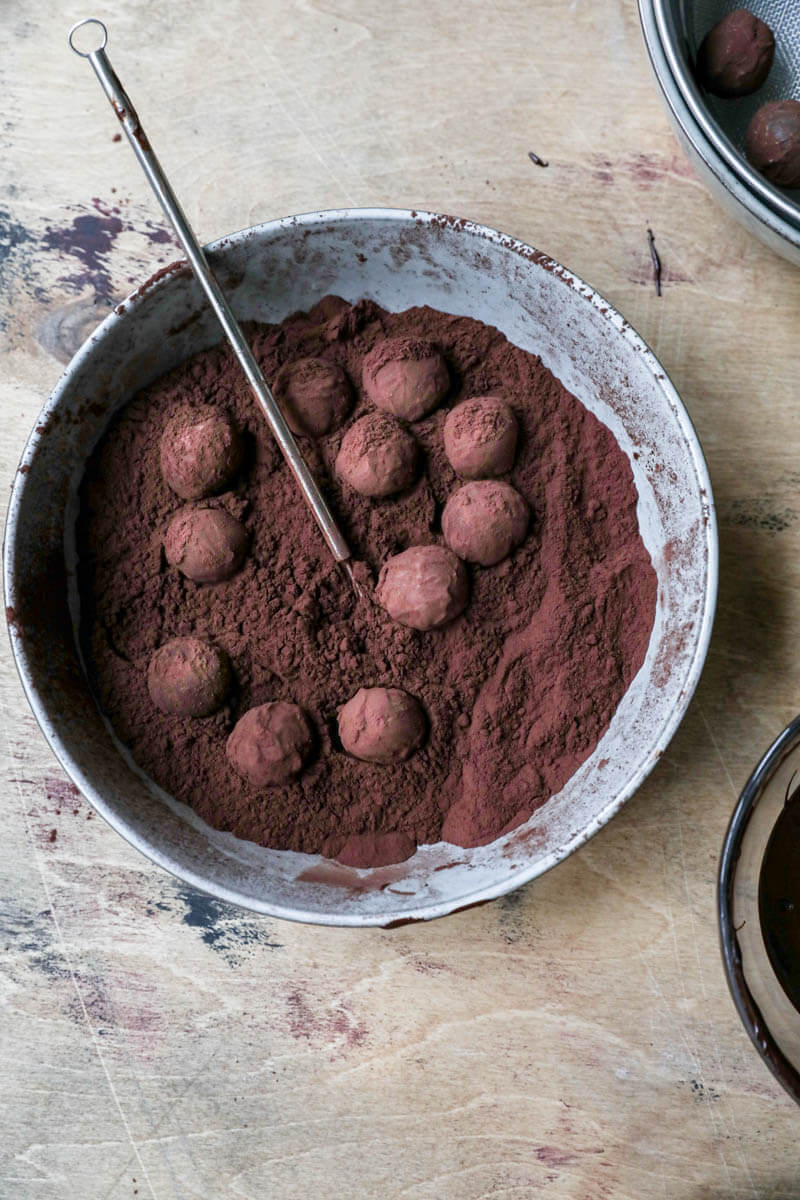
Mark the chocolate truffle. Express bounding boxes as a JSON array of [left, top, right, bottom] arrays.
[[443, 396, 518, 478], [746, 100, 800, 188], [273, 356, 352, 437], [362, 337, 449, 421], [164, 507, 249, 583], [376, 544, 468, 631], [338, 687, 427, 764], [696, 9, 775, 98], [442, 480, 529, 566], [335, 412, 418, 497], [147, 636, 232, 717], [226, 701, 313, 786], [160, 407, 244, 500]]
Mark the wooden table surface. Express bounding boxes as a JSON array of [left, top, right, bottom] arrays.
[[3, 2, 800, 1197]]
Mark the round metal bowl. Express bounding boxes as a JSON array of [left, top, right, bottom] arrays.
[[3, 209, 717, 927], [719, 716, 800, 1105], [638, 0, 800, 265]]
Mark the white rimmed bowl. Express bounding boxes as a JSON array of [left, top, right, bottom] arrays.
[[3, 209, 717, 926]]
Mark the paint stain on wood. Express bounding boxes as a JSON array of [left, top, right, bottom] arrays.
[[175, 886, 283, 964], [285, 987, 368, 1051], [42, 207, 124, 298], [1, 197, 181, 328], [723, 497, 798, 533]]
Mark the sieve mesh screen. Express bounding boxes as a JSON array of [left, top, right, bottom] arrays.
[[682, 0, 800, 174]]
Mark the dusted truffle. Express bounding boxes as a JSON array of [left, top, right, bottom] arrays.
[[442, 480, 529, 566], [362, 337, 449, 421], [226, 701, 313, 786], [338, 687, 427, 764], [746, 100, 800, 188], [696, 8, 775, 98], [335, 412, 418, 497], [376, 544, 468, 630], [164, 507, 249, 583], [159, 407, 244, 500], [273, 356, 352, 437], [443, 396, 518, 478], [147, 636, 231, 717]]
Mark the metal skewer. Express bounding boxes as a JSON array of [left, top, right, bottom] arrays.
[[68, 17, 359, 591]]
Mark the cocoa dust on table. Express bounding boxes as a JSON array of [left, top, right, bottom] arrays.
[[77, 296, 657, 868]]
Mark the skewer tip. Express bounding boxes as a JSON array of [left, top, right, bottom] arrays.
[[340, 558, 365, 601]]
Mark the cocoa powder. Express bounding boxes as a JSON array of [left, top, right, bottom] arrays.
[[77, 296, 657, 868]]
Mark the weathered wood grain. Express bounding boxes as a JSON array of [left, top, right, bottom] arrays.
[[2, 1, 800, 1197]]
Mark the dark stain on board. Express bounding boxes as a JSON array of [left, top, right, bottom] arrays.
[[0, 208, 45, 315], [2, 196, 180, 322], [496, 886, 533, 945], [174, 886, 283, 964], [723, 498, 798, 533], [42, 206, 124, 298], [0, 898, 111, 1027]]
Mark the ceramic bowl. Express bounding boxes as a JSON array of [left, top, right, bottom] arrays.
[[3, 209, 717, 925]]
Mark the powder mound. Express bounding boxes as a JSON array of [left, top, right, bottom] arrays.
[[376, 544, 469, 631], [442, 480, 529, 566], [273, 356, 352, 437], [362, 336, 449, 421], [443, 396, 518, 478], [335, 412, 418, 497], [160, 407, 243, 500], [697, 8, 774, 99], [746, 100, 800, 188], [338, 687, 427, 763], [164, 506, 249, 583], [226, 701, 313, 786], [323, 831, 417, 867], [323, 297, 381, 342], [147, 637, 231, 717]]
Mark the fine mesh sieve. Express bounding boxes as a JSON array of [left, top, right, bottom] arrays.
[[689, 0, 800, 157], [654, 0, 800, 222]]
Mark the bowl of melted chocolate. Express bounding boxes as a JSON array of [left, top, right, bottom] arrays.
[[720, 715, 800, 1104], [4, 210, 716, 924]]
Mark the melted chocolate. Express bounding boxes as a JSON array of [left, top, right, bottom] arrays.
[[759, 778, 800, 1014]]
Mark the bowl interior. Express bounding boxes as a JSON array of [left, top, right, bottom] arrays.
[[4, 210, 716, 925]]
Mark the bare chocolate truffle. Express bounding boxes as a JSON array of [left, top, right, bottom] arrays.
[[164, 507, 249, 583], [746, 100, 800, 188], [376, 544, 468, 631], [147, 636, 231, 717], [335, 412, 418, 497], [442, 480, 529, 566], [160, 407, 244, 500], [443, 396, 518, 478], [696, 9, 775, 98], [362, 337, 449, 421], [226, 701, 313, 786], [338, 687, 427, 764], [273, 356, 352, 437]]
